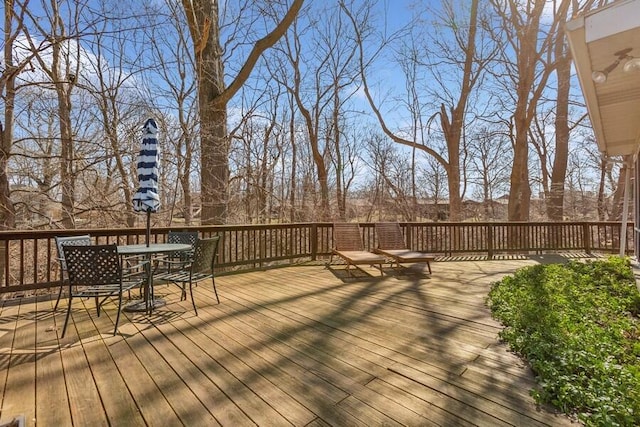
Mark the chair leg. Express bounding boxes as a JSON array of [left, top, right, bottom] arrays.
[[426, 261, 432, 274], [95, 296, 100, 316], [54, 284, 64, 311], [326, 253, 333, 268], [188, 282, 198, 316], [113, 293, 122, 336], [212, 277, 220, 304], [61, 296, 73, 338]]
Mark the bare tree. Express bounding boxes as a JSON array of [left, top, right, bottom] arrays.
[[546, 0, 600, 220], [267, 2, 362, 221], [81, 11, 146, 227], [285, 91, 298, 222], [489, 0, 572, 221], [23, 1, 92, 228], [394, 35, 427, 221], [1, 0, 33, 229], [181, 0, 303, 225], [332, 124, 362, 221], [420, 154, 449, 221], [546, 1, 571, 221], [468, 127, 511, 220], [145, 0, 199, 225], [365, 133, 417, 221], [228, 85, 285, 224], [346, 0, 493, 222]]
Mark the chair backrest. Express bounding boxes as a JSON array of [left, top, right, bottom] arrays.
[[191, 236, 220, 275], [375, 222, 408, 250], [168, 231, 199, 261], [62, 244, 121, 287], [333, 223, 366, 251], [55, 235, 92, 272], [168, 231, 199, 246]]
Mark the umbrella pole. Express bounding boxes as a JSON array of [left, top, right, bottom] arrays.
[[146, 210, 151, 247]]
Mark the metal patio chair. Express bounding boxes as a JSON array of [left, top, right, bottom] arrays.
[[154, 236, 220, 315], [54, 235, 92, 311], [153, 230, 199, 273], [61, 244, 147, 337]]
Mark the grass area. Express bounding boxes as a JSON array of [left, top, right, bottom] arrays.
[[487, 257, 640, 426]]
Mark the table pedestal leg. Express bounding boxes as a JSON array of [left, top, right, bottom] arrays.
[[124, 254, 166, 313]]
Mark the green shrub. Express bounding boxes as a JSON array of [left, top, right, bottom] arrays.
[[488, 257, 640, 426]]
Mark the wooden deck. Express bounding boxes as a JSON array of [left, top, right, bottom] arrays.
[[0, 257, 579, 426]]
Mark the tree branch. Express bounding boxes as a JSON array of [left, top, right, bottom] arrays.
[[218, 0, 304, 106]]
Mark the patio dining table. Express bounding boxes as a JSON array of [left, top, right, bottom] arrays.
[[117, 243, 192, 313]]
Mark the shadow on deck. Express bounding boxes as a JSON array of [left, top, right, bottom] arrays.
[[0, 256, 581, 426]]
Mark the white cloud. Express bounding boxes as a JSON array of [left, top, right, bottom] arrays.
[[8, 35, 139, 93]]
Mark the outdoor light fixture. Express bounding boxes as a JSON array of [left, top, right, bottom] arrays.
[[591, 69, 609, 84], [592, 47, 639, 84], [623, 56, 640, 73]]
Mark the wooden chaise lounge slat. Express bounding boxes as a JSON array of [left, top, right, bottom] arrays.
[[328, 223, 385, 276], [374, 222, 435, 274]]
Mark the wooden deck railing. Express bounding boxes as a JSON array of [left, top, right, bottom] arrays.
[[0, 221, 633, 293]]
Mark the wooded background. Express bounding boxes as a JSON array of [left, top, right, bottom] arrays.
[[0, 0, 626, 230]]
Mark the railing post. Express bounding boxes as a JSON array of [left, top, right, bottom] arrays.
[[583, 223, 591, 255], [405, 223, 413, 249], [311, 223, 318, 261], [0, 240, 5, 289], [487, 224, 494, 260]]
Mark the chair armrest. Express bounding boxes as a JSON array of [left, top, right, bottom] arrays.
[[154, 257, 191, 273], [122, 259, 150, 281]]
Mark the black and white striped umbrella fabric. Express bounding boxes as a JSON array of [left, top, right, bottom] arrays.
[[132, 118, 160, 214]]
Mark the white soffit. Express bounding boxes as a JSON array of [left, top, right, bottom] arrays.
[[585, 0, 640, 42], [566, 0, 640, 157]]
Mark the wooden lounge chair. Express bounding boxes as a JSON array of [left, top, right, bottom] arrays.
[[328, 223, 386, 276], [374, 222, 435, 274]]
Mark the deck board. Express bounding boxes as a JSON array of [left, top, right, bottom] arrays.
[[0, 258, 579, 426], [153, 320, 269, 426], [34, 297, 71, 427], [3, 298, 36, 426], [124, 315, 221, 426], [105, 324, 182, 426], [155, 315, 298, 425], [0, 300, 19, 421], [177, 313, 334, 425]]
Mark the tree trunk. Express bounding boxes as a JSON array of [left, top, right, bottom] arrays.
[[502, 0, 553, 221], [333, 94, 346, 221], [187, 0, 228, 225], [288, 97, 297, 222], [508, 123, 531, 221], [200, 101, 229, 225], [181, 174, 193, 225], [547, 11, 571, 221], [57, 89, 75, 227], [609, 157, 631, 220], [0, 0, 17, 229], [182, 0, 303, 224], [49, 29, 76, 228], [597, 157, 607, 221], [0, 125, 15, 230], [313, 142, 331, 221]]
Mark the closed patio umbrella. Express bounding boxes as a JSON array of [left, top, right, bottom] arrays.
[[132, 118, 160, 246]]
